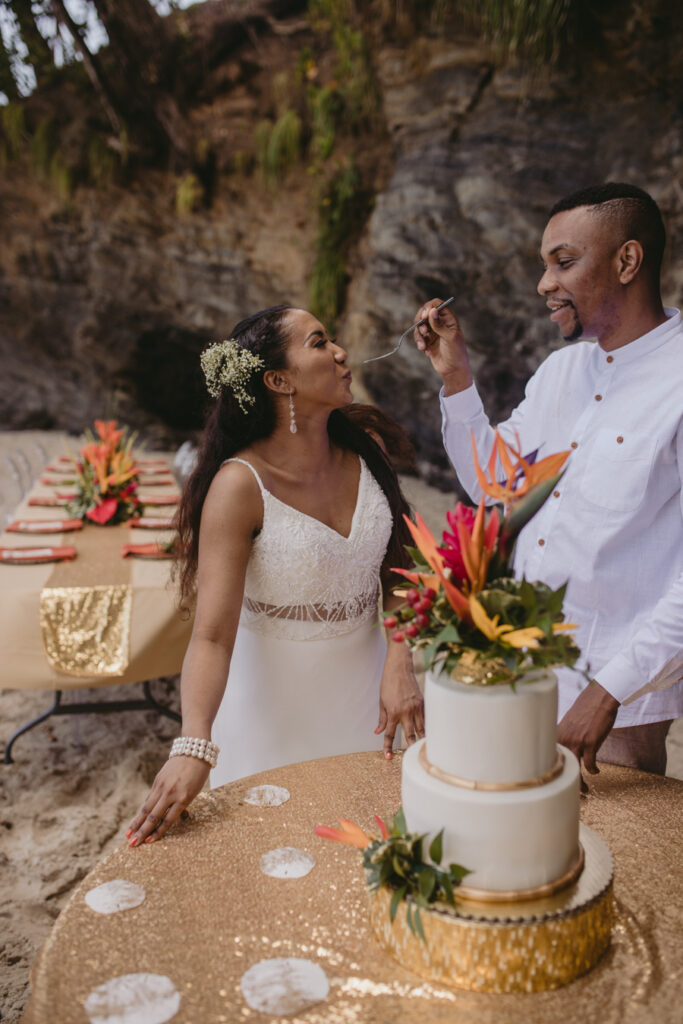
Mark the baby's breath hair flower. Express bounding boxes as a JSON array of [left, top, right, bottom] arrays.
[[200, 339, 265, 413]]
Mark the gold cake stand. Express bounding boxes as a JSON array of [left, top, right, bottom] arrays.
[[368, 823, 613, 994]]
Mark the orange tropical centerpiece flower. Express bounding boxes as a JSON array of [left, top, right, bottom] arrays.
[[384, 432, 579, 683], [66, 420, 141, 525]]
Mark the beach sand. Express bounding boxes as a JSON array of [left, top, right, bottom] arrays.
[[1, 433, 682, 1022]]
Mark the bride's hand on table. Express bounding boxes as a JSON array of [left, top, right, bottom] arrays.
[[127, 756, 210, 847], [376, 641, 424, 759]]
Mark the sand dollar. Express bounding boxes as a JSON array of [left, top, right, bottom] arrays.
[[85, 880, 146, 915], [84, 973, 180, 1024], [259, 847, 316, 879], [243, 784, 290, 807], [240, 958, 329, 1015]]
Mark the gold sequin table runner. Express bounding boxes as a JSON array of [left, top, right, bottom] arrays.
[[0, 455, 192, 690], [23, 755, 683, 1023]]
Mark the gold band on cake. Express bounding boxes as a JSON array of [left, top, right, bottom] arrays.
[[419, 742, 565, 791], [456, 841, 584, 903]]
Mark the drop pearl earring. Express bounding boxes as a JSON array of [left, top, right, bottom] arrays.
[[288, 392, 297, 434]]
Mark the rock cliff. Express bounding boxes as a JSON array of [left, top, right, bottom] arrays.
[[1, 1, 681, 484]]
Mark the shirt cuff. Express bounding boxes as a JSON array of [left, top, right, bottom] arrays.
[[439, 383, 484, 422], [594, 653, 643, 705]]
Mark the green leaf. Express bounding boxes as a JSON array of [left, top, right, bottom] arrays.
[[441, 871, 455, 906], [413, 906, 426, 943], [418, 867, 436, 902], [392, 854, 407, 879], [404, 545, 428, 567], [449, 863, 471, 882], [436, 624, 462, 644], [405, 903, 415, 936], [389, 885, 406, 923], [428, 830, 443, 866], [501, 472, 565, 543], [392, 807, 407, 835]]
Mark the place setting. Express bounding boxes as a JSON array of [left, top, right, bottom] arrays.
[[0, 545, 77, 565], [5, 519, 84, 534]]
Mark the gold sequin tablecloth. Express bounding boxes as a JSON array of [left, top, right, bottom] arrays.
[[23, 754, 683, 1023], [0, 455, 191, 690]]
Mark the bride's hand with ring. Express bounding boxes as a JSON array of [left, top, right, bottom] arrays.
[[127, 755, 209, 846], [376, 629, 424, 759]]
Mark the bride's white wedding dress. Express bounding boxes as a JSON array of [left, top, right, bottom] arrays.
[[210, 455, 393, 787]]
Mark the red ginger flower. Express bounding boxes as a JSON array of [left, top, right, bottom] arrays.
[[439, 503, 475, 583]]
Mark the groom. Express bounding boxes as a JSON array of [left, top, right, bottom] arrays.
[[413, 182, 683, 780]]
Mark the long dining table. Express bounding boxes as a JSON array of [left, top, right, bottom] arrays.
[[0, 452, 192, 761], [20, 751, 683, 1023]]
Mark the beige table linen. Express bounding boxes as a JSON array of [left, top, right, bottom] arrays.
[[0, 456, 191, 690], [23, 754, 683, 1023]]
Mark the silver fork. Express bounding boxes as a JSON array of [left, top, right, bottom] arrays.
[[363, 297, 455, 363]]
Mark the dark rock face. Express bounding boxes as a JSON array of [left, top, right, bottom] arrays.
[[1, 9, 681, 478], [344, 37, 683, 486]]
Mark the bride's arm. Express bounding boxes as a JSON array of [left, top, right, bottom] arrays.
[[376, 591, 425, 759], [126, 463, 261, 846]]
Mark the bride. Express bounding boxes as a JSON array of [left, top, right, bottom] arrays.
[[128, 305, 425, 846]]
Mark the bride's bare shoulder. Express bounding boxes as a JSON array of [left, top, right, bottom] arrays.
[[202, 457, 263, 533]]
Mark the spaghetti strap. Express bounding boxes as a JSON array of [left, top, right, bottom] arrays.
[[222, 457, 267, 496]]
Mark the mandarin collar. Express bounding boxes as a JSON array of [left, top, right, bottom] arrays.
[[593, 307, 681, 366]]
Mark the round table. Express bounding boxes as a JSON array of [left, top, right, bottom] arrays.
[[23, 753, 683, 1023]]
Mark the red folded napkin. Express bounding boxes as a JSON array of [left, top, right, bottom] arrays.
[[122, 542, 174, 559], [6, 519, 83, 534], [130, 516, 176, 529], [138, 477, 175, 487], [0, 545, 77, 564], [140, 495, 180, 506], [41, 476, 75, 486], [55, 491, 78, 500], [45, 464, 76, 474], [28, 496, 70, 507]]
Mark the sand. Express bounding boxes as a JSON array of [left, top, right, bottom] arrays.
[[1, 432, 682, 1023]]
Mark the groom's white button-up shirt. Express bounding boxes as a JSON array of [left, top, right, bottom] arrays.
[[440, 308, 683, 727]]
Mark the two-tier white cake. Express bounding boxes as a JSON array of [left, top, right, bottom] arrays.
[[402, 668, 582, 896]]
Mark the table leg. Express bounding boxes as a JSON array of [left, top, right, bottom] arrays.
[[3, 692, 63, 764], [3, 681, 181, 763]]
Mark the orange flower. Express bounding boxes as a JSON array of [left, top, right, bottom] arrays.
[[314, 818, 372, 849], [449, 498, 500, 594], [471, 431, 570, 508], [94, 419, 123, 446], [403, 513, 471, 619]]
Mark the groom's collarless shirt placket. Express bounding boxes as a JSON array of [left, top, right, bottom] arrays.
[[439, 308, 683, 728]]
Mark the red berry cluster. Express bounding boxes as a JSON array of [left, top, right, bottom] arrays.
[[383, 587, 437, 643]]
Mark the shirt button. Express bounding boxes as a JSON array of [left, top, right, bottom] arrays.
[[571, 441, 578, 449], [595, 394, 602, 401], [606, 356, 614, 363], [553, 490, 560, 498], [617, 436, 624, 444], [538, 538, 545, 547]]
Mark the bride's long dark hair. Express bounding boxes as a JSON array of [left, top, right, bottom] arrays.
[[176, 304, 415, 606]]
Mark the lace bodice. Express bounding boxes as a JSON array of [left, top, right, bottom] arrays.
[[226, 457, 393, 640]]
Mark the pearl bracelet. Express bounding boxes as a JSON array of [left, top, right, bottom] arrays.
[[169, 736, 219, 769]]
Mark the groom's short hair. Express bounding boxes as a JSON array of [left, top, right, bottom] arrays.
[[550, 182, 666, 286]]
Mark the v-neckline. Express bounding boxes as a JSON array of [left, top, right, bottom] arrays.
[[263, 456, 365, 541]]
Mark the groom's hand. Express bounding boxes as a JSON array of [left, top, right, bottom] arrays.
[[558, 683, 620, 792], [413, 298, 473, 395]]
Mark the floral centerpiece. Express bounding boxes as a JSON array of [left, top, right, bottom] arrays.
[[315, 810, 469, 939], [385, 432, 580, 685], [65, 420, 141, 525]]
